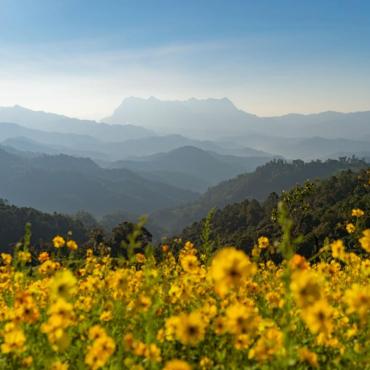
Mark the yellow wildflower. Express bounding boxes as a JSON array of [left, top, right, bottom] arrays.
[[298, 347, 318, 367], [180, 254, 200, 274], [210, 247, 256, 296], [359, 229, 370, 253], [53, 235, 65, 248], [49, 269, 77, 300], [1, 253, 12, 265], [344, 284, 370, 320], [301, 300, 334, 336], [176, 311, 206, 346], [352, 208, 364, 217], [346, 223, 356, 234], [1, 323, 26, 354], [291, 270, 322, 308], [66, 240, 78, 251], [331, 240, 346, 260], [85, 333, 116, 370], [258, 236, 269, 249], [163, 360, 192, 370]]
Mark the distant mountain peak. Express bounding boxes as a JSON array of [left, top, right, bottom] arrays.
[[103, 96, 257, 137]]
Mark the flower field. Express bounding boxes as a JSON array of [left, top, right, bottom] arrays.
[[0, 208, 369, 369]]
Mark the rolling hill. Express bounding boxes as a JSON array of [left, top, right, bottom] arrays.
[[111, 146, 273, 192], [150, 158, 368, 235], [0, 199, 88, 253], [0, 148, 197, 216], [181, 168, 370, 257]]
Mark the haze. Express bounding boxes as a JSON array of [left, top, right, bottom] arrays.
[[1, 0, 370, 119]]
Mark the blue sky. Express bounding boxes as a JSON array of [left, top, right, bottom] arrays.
[[1, 0, 370, 118]]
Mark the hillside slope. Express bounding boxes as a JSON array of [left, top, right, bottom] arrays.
[[0, 199, 88, 253], [113, 146, 272, 192], [151, 158, 368, 234], [0, 148, 197, 216], [181, 168, 370, 257]]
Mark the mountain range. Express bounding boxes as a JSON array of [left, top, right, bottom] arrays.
[[0, 105, 154, 141], [103, 97, 370, 141], [0, 97, 369, 225], [110, 146, 273, 192], [1, 99, 370, 162], [0, 147, 197, 216]]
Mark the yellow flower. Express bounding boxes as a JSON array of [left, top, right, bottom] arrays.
[[210, 247, 256, 296], [85, 333, 116, 370], [180, 254, 199, 274], [89, 325, 107, 341], [135, 294, 152, 312], [176, 311, 206, 346], [248, 327, 284, 362], [49, 270, 77, 300], [331, 240, 346, 260], [352, 208, 364, 217], [135, 253, 146, 263], [38, 251, 50, 263], [234, 334, 252, 350], [359, 229, 370, 253], [21, 356, 33, 367], [164, 316, 182, 341], [258, 236, 269, 249], [1, 253, 12, 265], [225, 303, 260, 335], [14, 291, 40, 324], [289, 254, 309, 271], [290, 270, 322, 308], [53, 235, 65, 248], [144, 343, 162, 362], [344, 284, 370, 320], [199, 356, 213, 369], [66, 240, 78, 251], [301, 300, 334, 336], [298, 347, 318, 367], [17, 251, 31, 263], [1, 323, 26, 354], [100, 310, 113, 321], [346, 223, 356, 234], [266, 292, 284, 309], [163, 360, 192, 370]]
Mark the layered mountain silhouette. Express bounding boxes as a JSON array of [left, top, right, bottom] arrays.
[[0, 120, 274, 161], [0, 147, 197, 216], [0, 105, 154, 141], [103, 97, 370, 141], [111, 146, 273, 192], [0, 98, 369, 225]]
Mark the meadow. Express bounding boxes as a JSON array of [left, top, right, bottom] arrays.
[[0, 203, 369, 370]]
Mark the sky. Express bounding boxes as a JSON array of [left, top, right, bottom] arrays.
[[1, 0, 370, 119]]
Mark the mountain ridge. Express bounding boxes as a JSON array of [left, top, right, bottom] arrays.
[[103, 96, 370, 140]]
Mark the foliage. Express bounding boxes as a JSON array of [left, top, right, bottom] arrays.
[[0, 200, 88, 253], [152, 157, 368, 234], [181, 169, 370, 258]]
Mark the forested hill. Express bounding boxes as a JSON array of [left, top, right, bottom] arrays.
[[152, 158, 368, 234], [181, 168, 370, 257], [0, 200, 88, 253]]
